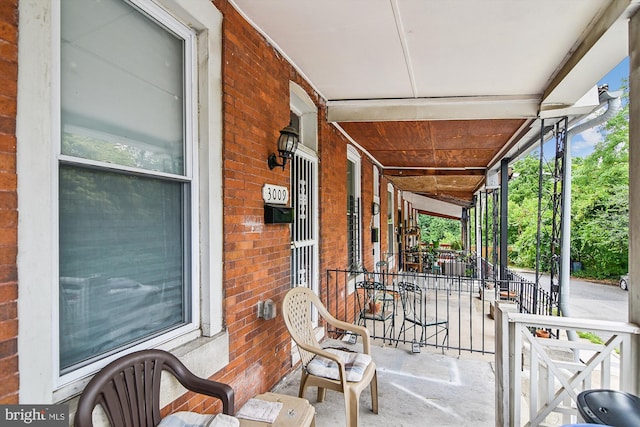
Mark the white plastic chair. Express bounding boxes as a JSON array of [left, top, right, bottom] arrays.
[[282, 286, 379, 427]]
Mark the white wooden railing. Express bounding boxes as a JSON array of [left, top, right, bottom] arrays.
[[495, 303, 640, 427]]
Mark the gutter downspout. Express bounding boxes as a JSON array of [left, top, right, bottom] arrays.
[[560, 89, 623, 342]]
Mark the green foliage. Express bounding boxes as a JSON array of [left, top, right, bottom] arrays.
[[577, 331, 604, 345], [507, 85, 629, 279], [418, 214, 461, 247], [571, 97, 629, 278], [508, 154, 556, 270], [509, 156, 546, 205]]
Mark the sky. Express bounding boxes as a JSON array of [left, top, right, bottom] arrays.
[[569, 56, 629, 157]]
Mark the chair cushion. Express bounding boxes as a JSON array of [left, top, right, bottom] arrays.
[[159, 411, 239, 427], [307, 348, 372, 382]]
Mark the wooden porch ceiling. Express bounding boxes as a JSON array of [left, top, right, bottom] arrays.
[[339, 119, 529, 206]]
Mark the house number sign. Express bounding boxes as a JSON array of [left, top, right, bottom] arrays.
[[262, 184, 289, 205]]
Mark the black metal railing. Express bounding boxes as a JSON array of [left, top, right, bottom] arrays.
[[320, 258, 556, 355], [323, 267, 494, 355], [501, 269, 555, 316]]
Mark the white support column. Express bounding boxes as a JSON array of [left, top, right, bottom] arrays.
[[561, 137, 572, 316], [629, 8, 640, 395], [495, 302, 518, 427]]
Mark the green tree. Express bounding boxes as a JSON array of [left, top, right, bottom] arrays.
[[508, 155, 554, 270], [418, 214, 461, 247], [571, 88, 629, 278], [507, 83, 629, 279]]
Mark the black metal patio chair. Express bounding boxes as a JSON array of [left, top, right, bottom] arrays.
[[396, 281, 448, 349]]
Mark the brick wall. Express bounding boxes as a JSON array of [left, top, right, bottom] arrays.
[[210, 0, 296, 408], [0, 0, 18, 404], [102, 0, 385, 416], [166, 0, 359, 413], [318, 121, 349, 276], [316, 124, 382, 277], [197, 0, 384, 413]]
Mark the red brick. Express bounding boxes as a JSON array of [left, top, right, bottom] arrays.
[[0, 228, 16, 246], [0, 319, 17, 341], [0, 153, 16, 174], [0, 339, 16, 359], [0, 192, 16, 210], [0, 22, 16, 46], [0, 135, 15, 153], [0, 301, 16, 322], [0, 0, 17, 22], [0, 283, 17, 302], [0, 209, 16, 227], [0, 60, 17, 84], [0, 96, 16, 118], [0, 0, 18, 27], [0, 171, 16, 192], [0, 245, 16, 266], [0, 40, 16, 65], [0, 354, 17, 377], [0, 265, 16, 283], [0, 373, 18, 400], [0, 116, 14, 135], [0, 77, 16, 102]]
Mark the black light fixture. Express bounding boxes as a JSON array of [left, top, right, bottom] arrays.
[[268, 124, 299, 170], [372, 202, 380, 216]]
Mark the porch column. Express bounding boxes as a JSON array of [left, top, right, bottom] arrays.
[[461, 207, 469, 253], [476, 194, 483, 281], [500, 158, 509, 281], [629, 7, 640, 395]]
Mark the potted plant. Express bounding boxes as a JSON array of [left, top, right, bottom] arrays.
[[536, 329, 550, 338], [369, 292, 383, 315]]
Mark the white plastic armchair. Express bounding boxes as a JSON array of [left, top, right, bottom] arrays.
[[282, 286, 378, 427]]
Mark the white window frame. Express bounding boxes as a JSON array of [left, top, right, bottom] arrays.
[[387, 183, 396, 267], [57, 0, 201, 385], [346, 145, 362, 271], [372, 165, 381, 267], [17, 0, 227, 404], [290, 81, 318, 153], [289, 81, 319, 293]]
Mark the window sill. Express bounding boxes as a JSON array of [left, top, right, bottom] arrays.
[[61, 330, 229, 414]]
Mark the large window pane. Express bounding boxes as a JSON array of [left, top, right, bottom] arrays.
[[61, 0, 185, 174], [59, 165, 190, 371], [58, 0, 194, 374]]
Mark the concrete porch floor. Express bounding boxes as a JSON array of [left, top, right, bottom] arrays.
[[271, 341, 496, 426]]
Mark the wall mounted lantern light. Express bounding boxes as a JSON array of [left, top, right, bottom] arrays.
[[268, 124, 299, 170], [372, 202, 380, 216]]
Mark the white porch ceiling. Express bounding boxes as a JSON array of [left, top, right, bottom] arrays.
[[231, 0, 634, 112]]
